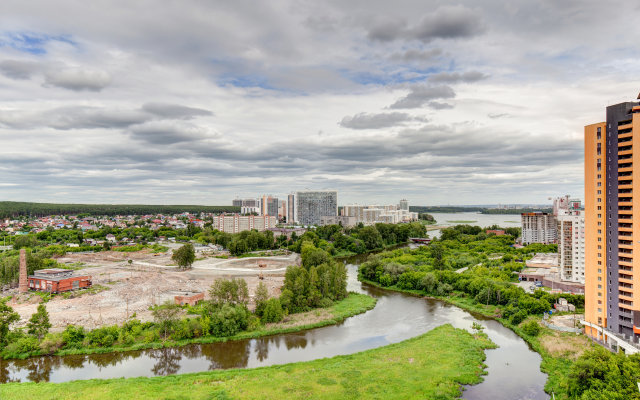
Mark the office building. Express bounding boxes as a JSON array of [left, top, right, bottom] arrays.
[[296, 191, 338, 226], [583, 95, 640, 349], [521, 212, 557, 244]]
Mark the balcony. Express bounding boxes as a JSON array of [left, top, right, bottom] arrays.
[[619, 259, 634, 267], [620, 243, 634, 250], [619, 123, 633, 131]]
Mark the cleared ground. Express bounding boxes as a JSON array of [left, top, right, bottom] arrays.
[[8, 250, 299, 330]]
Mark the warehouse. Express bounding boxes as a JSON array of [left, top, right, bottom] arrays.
[[28, 269, 92, 293]]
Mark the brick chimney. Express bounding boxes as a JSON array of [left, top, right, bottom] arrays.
[[19, 248, 28, 293]]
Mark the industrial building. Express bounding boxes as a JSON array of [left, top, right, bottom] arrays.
[[28, 269, 92, 293], [583, 94, 640, 351]]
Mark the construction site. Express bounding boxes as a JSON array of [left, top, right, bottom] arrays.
[[7, 249, 299, 331]]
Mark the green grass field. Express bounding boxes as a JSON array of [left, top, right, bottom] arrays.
[[1, 324, 495, 400]]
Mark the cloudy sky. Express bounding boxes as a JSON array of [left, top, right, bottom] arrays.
[[1, 1, 639, 206]]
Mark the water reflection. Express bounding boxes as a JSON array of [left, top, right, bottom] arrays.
[[202, 340, 250, 370], [150, 348, 182, 376]]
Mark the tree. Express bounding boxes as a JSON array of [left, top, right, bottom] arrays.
[[254, 281, 270, 317], [152, 301, 181, 339], [27, 304, 51, 340], [172, 243, 195, 270], [262, 298, 284, 323], [209, 278, 249, 307], [0, 297, 20, 348]]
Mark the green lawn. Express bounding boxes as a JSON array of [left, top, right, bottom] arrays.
[[2, 324, 495, 400]]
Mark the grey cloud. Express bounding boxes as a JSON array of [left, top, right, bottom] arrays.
[[390, 48, 443, 62], [0, 60, 42, 80], [488, 113, 510, 119], [428, 71, 489, 84], [43, 68, 112, 91], [339, 112, 412, 129], [427, 101, 454, 110], [141, 103, 213, 119], [368, 6, 485, 43], [129, 121, 215, 144], [389, 85, 455, 109]]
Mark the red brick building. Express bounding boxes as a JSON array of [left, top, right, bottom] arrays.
[[174, 292, 204, 306], [28, 269, 92, 293]]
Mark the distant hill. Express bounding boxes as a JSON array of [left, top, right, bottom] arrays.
[[0, 201, 239, 218]]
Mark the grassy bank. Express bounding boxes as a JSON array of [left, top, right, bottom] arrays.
[[2, 324, 495, 400], [9, 292, 377, 360], [359, 277, 588, 399]]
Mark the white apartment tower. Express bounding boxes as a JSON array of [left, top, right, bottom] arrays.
[[521, 212, 557, 244]]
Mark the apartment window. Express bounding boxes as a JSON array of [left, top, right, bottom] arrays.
[[598, 268, 602, 273], [598, 206, 602, 210], [598, 292, 602, 296], [597, 190, 602, 194], [597, 142, 602, 155], [598, 261, 602, 265], [598, 221, 602, 226], [598, 300, 602, 304], [597, 127, 602, 139], [598, 214, 601, 218], [597, 182, 602, 187], [598, 284, 602, 289], [598, 174, 602, 179], [598, 198, 602, 203], [598, 276, 602, 281]]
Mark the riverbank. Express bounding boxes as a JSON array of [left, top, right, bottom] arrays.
[[5, 292, 377, 361], [359, 277, 590, 399], [2, 324, 496, 400]]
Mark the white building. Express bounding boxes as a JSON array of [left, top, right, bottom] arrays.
[[557, 209, 585, 283], [521, 212, 557, 244], [342, 201, 418, 225], [213, 214, 277, 234]]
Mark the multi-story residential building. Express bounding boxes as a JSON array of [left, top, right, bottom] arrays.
[[521, 212, 557, 244], [287, 194, 296, 223], [295, 191, 338, 226], [342, 202, 418, 225], [584, 96, 640, 349], [557, 209, 585, 283], [212, 214, 277, 234], [399, 199, 409, 211], [261, 195, 279, 217]]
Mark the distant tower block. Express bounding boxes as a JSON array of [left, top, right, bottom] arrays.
[[19, 249, 28, 293]]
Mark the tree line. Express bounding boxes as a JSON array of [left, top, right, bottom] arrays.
[[0, 201, 239, 218]]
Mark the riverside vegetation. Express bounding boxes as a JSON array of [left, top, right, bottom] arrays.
[[1, 324, 496, 400], [359, 224, 640, 400], [0, 241, 373, 361]]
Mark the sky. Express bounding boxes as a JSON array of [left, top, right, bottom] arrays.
[[0, 1, 639, 206]]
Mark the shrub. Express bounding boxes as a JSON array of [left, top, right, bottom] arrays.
[[39, 332, 65, 354], [209, 304, 249, 337], [1, 336, 39, 358], [509, 311, 527, 325], [62, 325, 85, 348], [521, 320, 541, 336]]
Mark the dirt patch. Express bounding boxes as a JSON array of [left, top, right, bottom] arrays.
[[265, 308, 333, 330], [6, 250, 300, 331], [540, 330, 591, 360]]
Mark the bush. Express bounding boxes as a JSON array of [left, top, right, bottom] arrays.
[[509, 310, 527, 325], [39, 332, 64, 354], [521, 320, 541, 336], [262, 299, 284, 323], [62, 325, 85, 348], [1, 336, 39, 358], [208, 304, 249, 337]]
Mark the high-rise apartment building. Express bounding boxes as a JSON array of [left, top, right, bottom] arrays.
[[557, 209, 585, 283], [287, 194, 296, 223], [399, 199, 409, 211], [584, 95, 640, 346], [521, 212, 557, 244], [295, 191, 338, 226], [261, 195, 279, 217]]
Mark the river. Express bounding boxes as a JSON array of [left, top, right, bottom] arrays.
[[0, 253, 548, 399], [427, 212, 522, 239]]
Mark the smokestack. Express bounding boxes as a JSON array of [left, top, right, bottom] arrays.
[[19, 249, 28, 293]]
